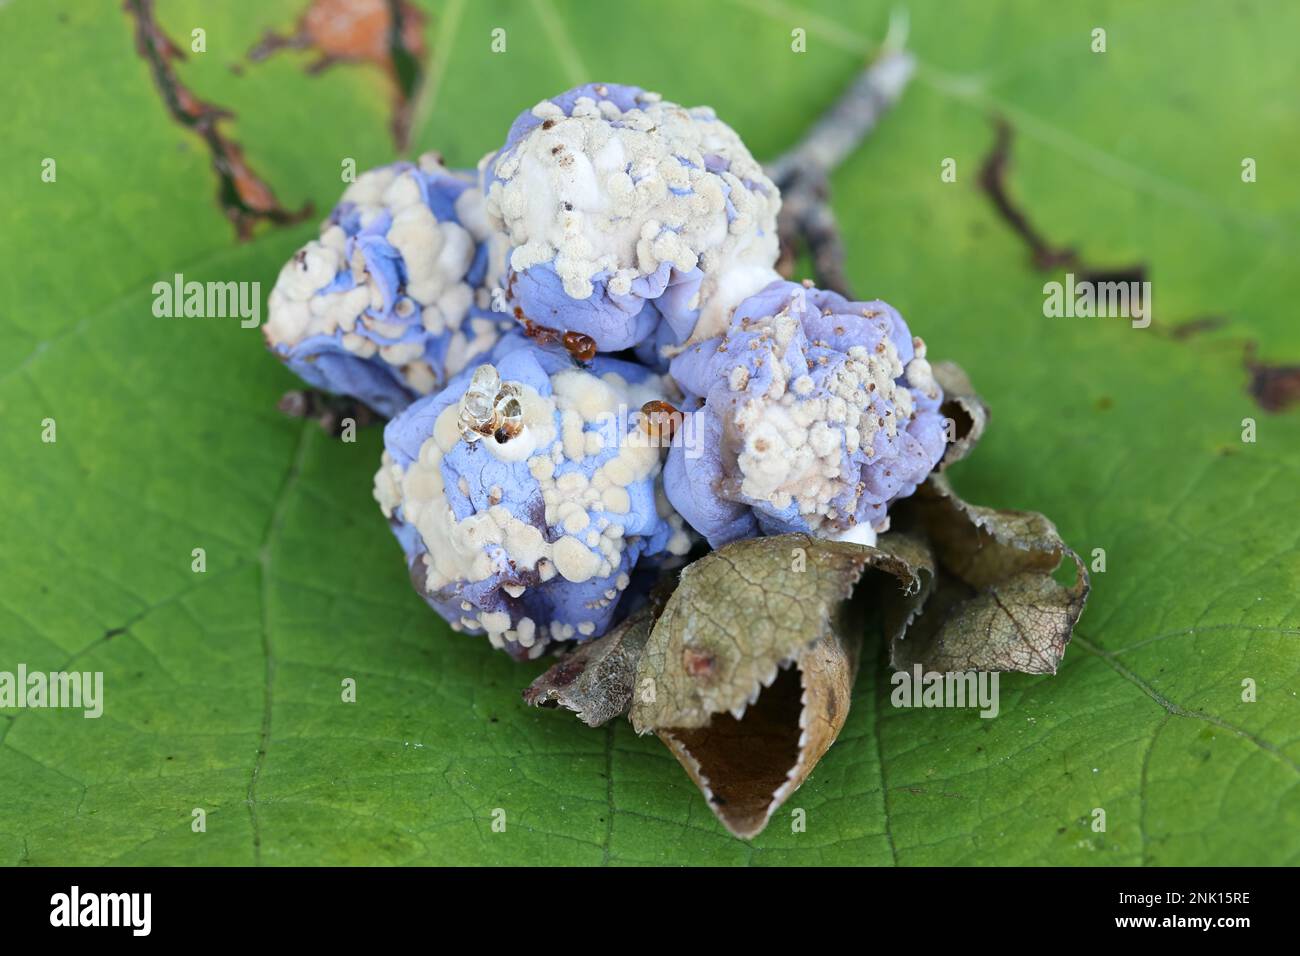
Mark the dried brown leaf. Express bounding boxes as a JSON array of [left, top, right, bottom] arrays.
[[869, 530, 935, 646], [889, 474, 1090, 674], [657, 621, 856, 839], [932, 359, 989, 470], [629, 534, 874, 732], [630, 534, 920, 838], [521, 603, 655, 727]]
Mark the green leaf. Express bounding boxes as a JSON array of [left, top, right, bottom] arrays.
[[2, 0, 1297, 865]]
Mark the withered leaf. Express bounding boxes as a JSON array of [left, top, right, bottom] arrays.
[[657, 620, 856, 840], [522, 602, 655, 728], [630, 534, 920, 839], [888, 474, 1090, 674], [867, 530, 935, 648], [629, 534, 875, 733], [932, 359, 989, 470]]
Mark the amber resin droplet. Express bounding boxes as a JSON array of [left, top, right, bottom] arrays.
[[562, 330, 597, 363], [640, 399, 680, 443]]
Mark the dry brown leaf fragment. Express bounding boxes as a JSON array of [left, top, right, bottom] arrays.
[[657, 621, 857, 839], [867, 530, 935, 647], [629, 534, 874, 733], [630, 535, 920, 838], [888, 474, 1089, 674], [932, 360, 989, 470], [521, 604, 655, 728]]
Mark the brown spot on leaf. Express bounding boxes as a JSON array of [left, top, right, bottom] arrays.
[[682, 646, 716, 679], [124, 0, 311, 240], [1167, 314, 1228, 341], [1245, 343, 1300, 412], [247, 0, 427, 152]]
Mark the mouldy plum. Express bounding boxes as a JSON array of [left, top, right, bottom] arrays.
[[663, 280, 948, 548], [373, 333, 692, 659], [482, 83, 782, 355], [264, 153, 511, 417]]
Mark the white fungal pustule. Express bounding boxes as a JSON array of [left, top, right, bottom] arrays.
[[726, 307, 908, 534], [265, 153, 508, 397], [903, 335, 941, 403], [374, 351, 691, 654], [485, 90, 781, 316]]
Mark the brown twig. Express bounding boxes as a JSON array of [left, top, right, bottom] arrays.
[[766, 27, 915, 298]]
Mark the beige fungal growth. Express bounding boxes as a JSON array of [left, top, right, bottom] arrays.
[[721, 307, 910, 537], [265, 153, 510, 396], [374, 357, 692, 655], [484, 89, 782, 332]]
